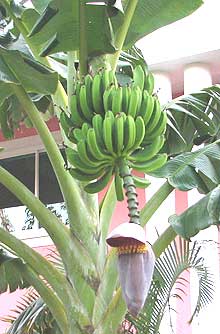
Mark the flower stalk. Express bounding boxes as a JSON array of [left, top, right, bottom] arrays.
[[118, 159, 140, 225]]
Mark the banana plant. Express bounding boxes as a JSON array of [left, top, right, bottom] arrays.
[[0, 1, 219, 334], [2, 238, 214, 334]]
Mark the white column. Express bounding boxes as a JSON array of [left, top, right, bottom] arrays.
[[184, 64, 212, 94], [153, 71, 173, 104]]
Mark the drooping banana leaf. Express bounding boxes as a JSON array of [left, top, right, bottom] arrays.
[[0, 46, 58, 96], [4, 293, 62, 334], [23, 0, 203, 56], [0, 248, 30, 292], [151, 140, 220, 193], [169, 185, 220, 239], [15, 0, 122, 57], [122, 0, 203, 49], [164, 86, 220, 155]]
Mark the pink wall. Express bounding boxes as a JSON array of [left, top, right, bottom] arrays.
[[175, 190, 192, 334], [0, 245, 55, 333]]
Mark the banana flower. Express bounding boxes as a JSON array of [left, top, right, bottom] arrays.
[[106, 222, 155, 317]]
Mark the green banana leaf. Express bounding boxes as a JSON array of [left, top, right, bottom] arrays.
[[19, 1, 121, 57], [4, 295, 62, 334], [151, 140, 220, 193], [0, 46, 58, 96], [31, 0, 50, 13], [0, 249, 30, 292], [15, 0, 203, 57], [169, 185, 220, 239], [164, 87, 219, 155], [123, 0, 203, 49]]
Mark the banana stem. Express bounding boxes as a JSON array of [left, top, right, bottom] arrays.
[[79, 0, 88, 78], [67, 51, 77, 109], [11, 85, 97, 257], [108, 0, 139, 72], [21, 265, 68, 333], [119, 159, 140, 225], [0, 225, 72, 305], [140, 181, 174, 227]]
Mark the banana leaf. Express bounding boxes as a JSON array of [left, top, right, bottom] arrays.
[[151, 140, 220, 193], [12, 0, 203, 57], [164, 87, 220, 155], [0, 248, 30, 292], [169, 185, 220, 239], [18, 1, 122, 57], [0, 46, 58, 95], [123, 0, 203, 49]]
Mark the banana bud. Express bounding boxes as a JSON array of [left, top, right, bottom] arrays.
[[106, 223, 155, 317]]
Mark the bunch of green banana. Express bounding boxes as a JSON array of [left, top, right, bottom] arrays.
[[66, 110, 167, 198], [60, 65, 160, 139]]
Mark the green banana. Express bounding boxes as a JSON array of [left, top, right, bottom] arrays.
[[129, 135, 165, 162], [108, 70, 118, 87], [133, 65, 145, 91], [127, 86, 142, 118], [138, 91, 155, 125], [114, 113, 124, 155], [92, 73, 103, 114], [123, 115, 136, 155], [69, 168, 105, 182], [92, 114, 105, 148], [77, 140, 102, 167], [84, 74, 94, 109], [132, 174, 151, 189], [79, 85, 93, 122], [81, 122, 90, 138], [71, 128, 84, 143], [146, 98, 161, 134], [87, 128, 112, 161], [112, 87, 123, 115], [122, 86, 130, 113], [145, 111, 167, 141], [101, 69, 110, 91], [144, 72, 154, 95], [130, 153, 167, 173], [84, 167, 113, 193], [105, 110, 115, 122], [129, 116, 145, 153], [75, 81, 81, 96], [66, 147, 107, 174], [70, 94, 85, 127], [114, 168, 124, 201], [103, 85, 114, 113], [103, 115, 115, 156], [60, 111, 74, 138]]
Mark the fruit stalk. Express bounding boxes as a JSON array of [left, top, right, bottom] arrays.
[[118, 159, 140, 225]]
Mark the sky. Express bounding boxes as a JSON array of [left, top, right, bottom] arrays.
[[137, 0, 220, 64]]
